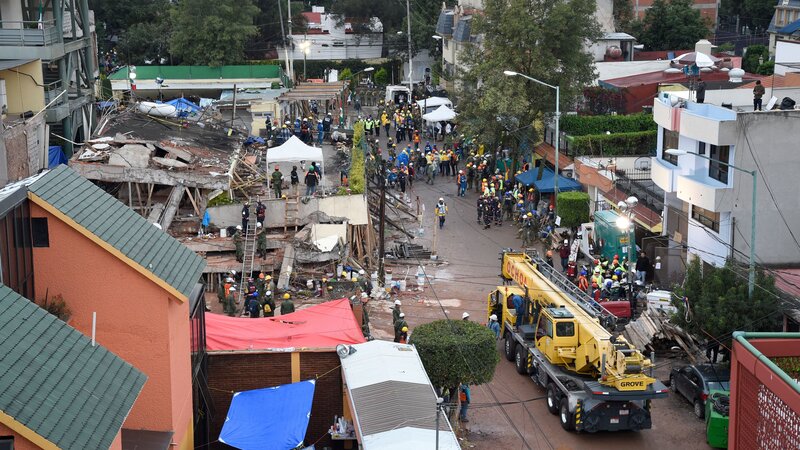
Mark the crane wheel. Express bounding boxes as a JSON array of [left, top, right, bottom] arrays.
[[546, 384, 560, 415], [504, 333, 516, 361], [515, 346, 528, 374], [560, 398, 575, 431]]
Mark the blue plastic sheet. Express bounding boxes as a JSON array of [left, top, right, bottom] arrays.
[[515, 167, 582, 193], [219, 380, 316, 450], [48, 146, 66, 168]]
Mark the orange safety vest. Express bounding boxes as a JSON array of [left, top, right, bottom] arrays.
[[578, 276, 589, 292]]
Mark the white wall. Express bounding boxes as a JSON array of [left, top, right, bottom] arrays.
[[686, 211, 732, 267], [775, 41, 800, 76]]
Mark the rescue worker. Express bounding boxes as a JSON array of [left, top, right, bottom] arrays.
[[559, 240, 570, 272], [457, 170, 467, 197], [394, 312, 408, 343], [577, 270, 589, 292], [488, 314, 500, 338], [280, 293, 295, 315], [224, 286, 237, 316], [482, 196, 493, 229], [466, 163, 475, 191], [435, 198, 448, 229], [512, 294, 524, 328], [392, 299, 402, 325], [256, 222, 268, 258], [256, 200, 266, 225], [241, 202, 250, 231], [360, 293, 371, 338], [476, 196, 484, 224], [271, 166, 283, 198], [462, 311, 470, 321], [233, 225, 244, 262]]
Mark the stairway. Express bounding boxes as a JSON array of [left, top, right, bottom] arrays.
[[238, 220, 258, 314], [284, 195, 300, 232]]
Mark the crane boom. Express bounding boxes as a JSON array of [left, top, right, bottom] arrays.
[[501, 252, 656, 392]]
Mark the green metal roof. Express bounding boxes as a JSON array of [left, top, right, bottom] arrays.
[[108, 64, 284, 81], [28, 165, 206, 299], [0, 284, 146, 449]]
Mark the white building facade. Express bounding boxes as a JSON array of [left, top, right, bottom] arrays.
[[651, 94, 800, 267], [279, 7, 383, 61]]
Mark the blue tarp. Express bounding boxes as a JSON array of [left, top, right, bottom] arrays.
[[219, 380, 316, 450], [166, 97, 201, 113], [48, 146, 67, 168], [244, 136, 266, 146], [515, 167, 582, 193], [779, 18, 800, 34]]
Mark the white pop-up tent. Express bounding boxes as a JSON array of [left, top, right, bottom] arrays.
[[265, 136, 325, 188], [415, 96, 452, 114], [422, 104, 457, 122]]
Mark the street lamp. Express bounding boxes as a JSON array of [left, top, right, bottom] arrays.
[[299, 39, 311, 80], [434, 397, 444, 450], [666, 148, 757, 297], [504, 70, 561, 216], [616, 196, 638, 295]]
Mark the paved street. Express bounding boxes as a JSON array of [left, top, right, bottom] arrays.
[[356, 120, 710, 449]]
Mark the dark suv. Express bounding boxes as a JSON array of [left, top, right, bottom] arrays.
[[669, 364, 730, 419]]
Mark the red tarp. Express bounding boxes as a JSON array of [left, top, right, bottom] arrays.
[[205, 298, 366, 351]]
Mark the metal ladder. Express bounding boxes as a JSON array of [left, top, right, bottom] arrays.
[[238, 220, 258, 310], [284, 195, 300, 232], [526, 251, 618, 321]]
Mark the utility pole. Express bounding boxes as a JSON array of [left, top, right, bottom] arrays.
[[287, 0, 295, 81], [378, 161, 387, 286], [231, 83, 237, 127], [406, 0, 413, 94]]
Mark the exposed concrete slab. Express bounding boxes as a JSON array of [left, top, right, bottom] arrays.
[[108, 144, 151, 168], [70, 161, 231, 190], [206, 194, 368, 228]]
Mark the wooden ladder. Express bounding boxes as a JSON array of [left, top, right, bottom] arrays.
[[238, 220, 258, 314]]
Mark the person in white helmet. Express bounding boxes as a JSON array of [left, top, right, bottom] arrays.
[[435, 198, 448, 229], [462, 311, 470, 321], [392, 299, 402, 326], [487, 314, 500, 338], [394, 312, 408, 342]]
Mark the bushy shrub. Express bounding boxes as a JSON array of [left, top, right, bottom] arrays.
[[557, 191, 590, 228], [560, 113, 656, 136], [568, 130, 657, 156]]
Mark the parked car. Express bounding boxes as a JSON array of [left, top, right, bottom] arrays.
[[669, 363, 730, 419]]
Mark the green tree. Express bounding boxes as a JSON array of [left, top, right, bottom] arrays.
[[169, 0, 259, 66], [90, 0, 172, 57], [633, 0, 710, 51], [743, 44, 769, 73], [349, 122, 366, 194], [720, 0, 776, 33], [673, 258, 782, 345], [410, 320, 499, 390], [373, 67, 389, 85], [458, 0, 601, 149], [117, 19, 171, 65], [556, 192, 590, 228]]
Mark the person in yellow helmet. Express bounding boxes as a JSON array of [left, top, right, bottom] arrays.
[[280, 293, 295, 315]]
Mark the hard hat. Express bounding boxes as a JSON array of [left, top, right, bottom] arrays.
[[527, 212, 533, 217], [462, 312, 470, 319], [359, 269, 365, 275], [351, 277, 358, 282], [266, 275, 272, 280], [591, 282, 598, 287], [283, 293, 291, 299], [266, 290, 272, 296], [402, 326, 408, 332], [328, 286, 333, 290], [236, 225, 242, 230], [612, 275, 618, 281], [580, 270, 587, 276], [361, 292, 368, 298], [399, 312, 405, 318], [490, 314, 498, 321], [229, 286, 236, 291], [439, 197, 444, 202], [528, 188, 534, 192], [459, 170, 464, 174], [257, 222, 263, 228], [394, 299, 402, 306], [231, 270, 237, 275], [564, 240, 568, 245]]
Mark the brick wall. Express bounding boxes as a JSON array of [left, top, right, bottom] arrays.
[[207, 351, 342, 449]]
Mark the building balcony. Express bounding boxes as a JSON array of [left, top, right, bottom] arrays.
[[653, 96, 678, 131], [0, 20, 61, 47], [679, 102, 737, 147], [651, 156, 676, 192], [675, 172, 732, 212]]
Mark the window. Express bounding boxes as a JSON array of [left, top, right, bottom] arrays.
[[537, 317, 553, 339], [0, 436, 13, 450], [31, 218, 48, 247], [692, 205, 720, 232], [661, 129, 679, 165], [698, 142, 706, 155], [556, 321, 575, 337], [708, 145, 730, 183], [332, 41, 345, 47]]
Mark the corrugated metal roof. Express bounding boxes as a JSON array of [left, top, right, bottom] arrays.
[[453, 17, 472, 42], [436, 11, 455, 36], [339, 341, 460, 449], [0, 284, 146, 450], [28, 165, 206, 299]]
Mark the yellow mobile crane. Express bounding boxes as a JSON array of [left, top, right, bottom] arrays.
[[489, 252, 668, 432]]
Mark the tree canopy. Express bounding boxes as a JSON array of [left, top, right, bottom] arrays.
[[628, 0, 710, 51], [169, 0, 260, 66], [672, 258, 782, 345], [457, 0, 600, 148], [410, 319, 499, 389], [719, 0, 777, 33]]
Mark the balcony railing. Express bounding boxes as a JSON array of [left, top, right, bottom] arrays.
[[0, 20, 61, 46], [44, 80, 65, 106]]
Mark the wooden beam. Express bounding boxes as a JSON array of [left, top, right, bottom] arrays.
[[184, 187, 201, 217]]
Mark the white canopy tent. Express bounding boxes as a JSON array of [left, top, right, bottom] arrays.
[[415, 96, 452, 114], [265, 136, 325, 188], [422, 104, 457, 122]]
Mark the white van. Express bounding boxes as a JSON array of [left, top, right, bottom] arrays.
[[385, 85, 411, 105]]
